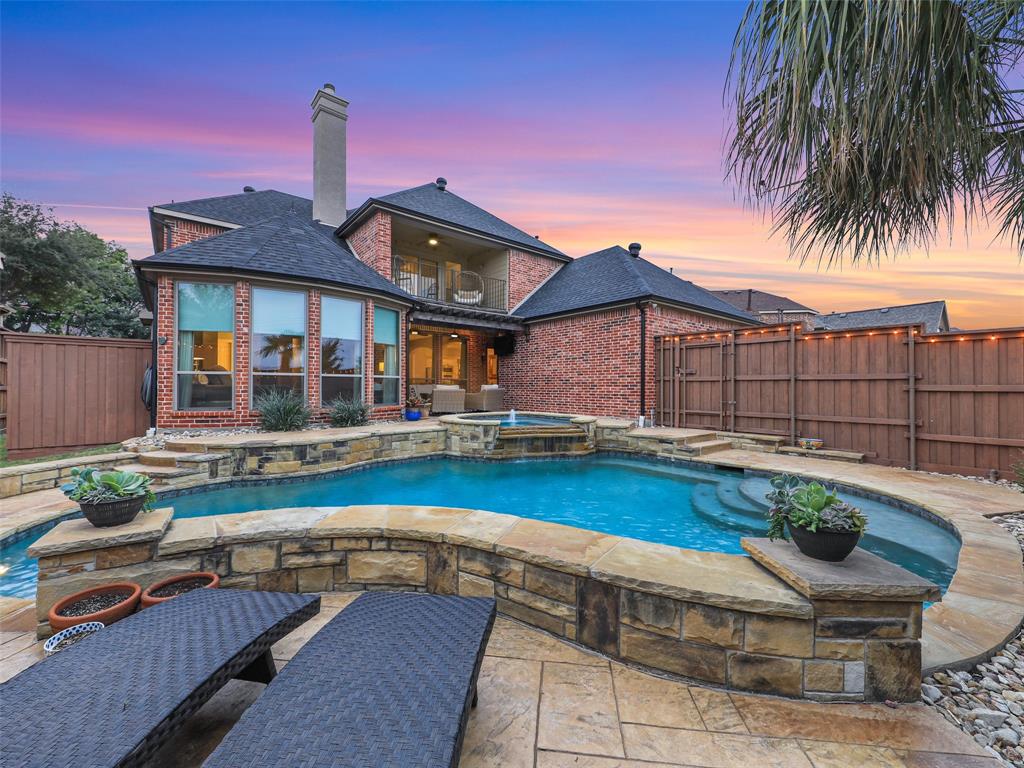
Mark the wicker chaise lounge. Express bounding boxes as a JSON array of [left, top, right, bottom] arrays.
[[203, 592, 497, 768], [0, 588, 319, 768]]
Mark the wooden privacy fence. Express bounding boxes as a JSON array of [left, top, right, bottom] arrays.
[[3, 332, 152, 459], [655, 323, 1024, 477]]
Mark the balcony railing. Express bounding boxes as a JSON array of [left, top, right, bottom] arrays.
[[392, 255, 507, 312]]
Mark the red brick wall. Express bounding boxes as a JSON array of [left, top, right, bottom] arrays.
[[500, 303, 742, 420], [349, 211, 392, 279], [161, 217, 228, 251], [155, 274, 406, 429], [508, 249, 562, 310]]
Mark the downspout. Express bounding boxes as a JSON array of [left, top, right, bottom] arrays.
[[638, 300, 647, 424]]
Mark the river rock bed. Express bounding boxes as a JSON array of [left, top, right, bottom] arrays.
[[922, 512, 1024, 767]]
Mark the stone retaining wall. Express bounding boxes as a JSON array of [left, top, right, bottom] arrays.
[[29, 504, 934, 702], [0, 452, 138, 499]]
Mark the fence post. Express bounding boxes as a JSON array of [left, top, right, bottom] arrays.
[[907, 325, 917, 470], [788, 324, 797, 445], [729, 330, 737, 432]]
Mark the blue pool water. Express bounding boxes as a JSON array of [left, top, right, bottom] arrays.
[[478, 415, 574, 427], [0, 455, 960, 599]]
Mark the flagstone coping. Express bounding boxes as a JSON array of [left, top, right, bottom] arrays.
[[0, 489, 78, 542], [27, 507, 173, 557]]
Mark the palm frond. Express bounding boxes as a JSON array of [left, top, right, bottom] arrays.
[[726, 0, 1024, 266]]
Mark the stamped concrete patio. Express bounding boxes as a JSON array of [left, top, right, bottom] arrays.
[[0, 593, 999, 768]]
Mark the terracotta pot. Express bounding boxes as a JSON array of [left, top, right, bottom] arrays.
[[787, 520, 860, 562], [140, 571, 220, 608], [48, 582, 141, 632]]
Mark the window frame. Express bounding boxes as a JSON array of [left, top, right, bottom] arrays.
[[373, 305, 401, 406], [173, 280, 235, 412], [320, 294, 365, 406], [249, 285, 308, 405]]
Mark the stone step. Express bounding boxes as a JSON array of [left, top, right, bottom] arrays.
[[113, 462, 204, 485], [138, 450, 226, 468], [164, 440, 209, 453], [778, 446, 865, 463], [689, 438, 734, 455]]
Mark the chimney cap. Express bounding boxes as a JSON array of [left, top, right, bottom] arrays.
[[243, 186, 255, 193], [435, 177, 448, 191], [628, 242, 642, 257], [322, 83, 335, 93]]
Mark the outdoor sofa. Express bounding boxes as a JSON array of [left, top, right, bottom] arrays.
[[0, 588, 319, 768], [430, 384, 466, 414], [465, 385, 505, 411], [202, 592, 496, 768]]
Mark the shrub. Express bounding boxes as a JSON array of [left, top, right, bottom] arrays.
[[328, 396, 370, 427], [254, 389, 311, 431], [765, 473, 867, 540], [61, 467, 156, 509]]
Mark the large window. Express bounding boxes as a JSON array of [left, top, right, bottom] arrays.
[[373, 306, 400, 405], [408, 330, 434, 385], [407, 329, 466, 389], [321, 296, 363, 404], [251, 287, 306, 400], [176, 282, 234, 411]]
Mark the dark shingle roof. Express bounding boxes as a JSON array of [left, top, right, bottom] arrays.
[[515, 245, 756, 323], [813, 301, 949, 333], [135, 211, 411, 302], [345, 182, 566, 260], [153, 190, 314, 226], [712, 289, 817, 314]]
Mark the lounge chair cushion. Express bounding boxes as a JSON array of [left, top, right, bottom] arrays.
[[203, 592, 496, 768]]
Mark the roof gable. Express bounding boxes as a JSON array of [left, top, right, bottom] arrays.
[[135, 211, 411, 302], [153, 190, 314, 227], [343, 182, 566, 260], [515, 245, 756, 323]]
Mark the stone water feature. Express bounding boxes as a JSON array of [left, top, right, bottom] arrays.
[[440, 412, 596, 459]]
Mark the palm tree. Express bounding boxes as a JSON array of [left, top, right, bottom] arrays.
[[726, 0, 1024, 265]]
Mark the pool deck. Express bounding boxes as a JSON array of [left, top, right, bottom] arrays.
[[0, 592, 1000, 768]]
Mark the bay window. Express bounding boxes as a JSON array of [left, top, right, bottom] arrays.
[[321, 296, 363, 404], [251, 287, 306, 400], [175, 282, 234, 411], [373, 306, 400, 405]]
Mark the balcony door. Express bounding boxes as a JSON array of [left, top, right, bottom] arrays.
[[408, 329, 466, 389]]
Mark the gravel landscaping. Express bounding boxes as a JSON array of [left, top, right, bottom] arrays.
[[922, 512, 1024, 767]]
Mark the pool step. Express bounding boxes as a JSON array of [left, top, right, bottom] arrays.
[[714, 483, 766, 521], [690, 484, 763, 534], [738, 478, 772, 510]]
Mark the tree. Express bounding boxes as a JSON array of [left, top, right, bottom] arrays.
[[726, 0, 1024, 265], [0, 194, 147, 338]]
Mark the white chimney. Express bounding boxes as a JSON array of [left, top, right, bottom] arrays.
[[311, 83, 349, 227]]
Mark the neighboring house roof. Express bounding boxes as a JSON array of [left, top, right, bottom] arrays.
[[152, 189, 314, 227], [813, 301, 949, 333], [712, 289, 817, 315], [341, 181, 567, 261], [135, 210, 412, 303], [515, 245, 757, 323]]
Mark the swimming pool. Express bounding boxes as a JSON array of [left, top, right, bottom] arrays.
[[0, 455, 960, 599]]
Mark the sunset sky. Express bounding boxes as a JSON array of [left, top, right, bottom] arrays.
[[2, 1, 1020, 328]]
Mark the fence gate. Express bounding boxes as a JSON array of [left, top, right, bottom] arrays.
[[3, 332, 152, 459], [655, 323, 1024, 477]]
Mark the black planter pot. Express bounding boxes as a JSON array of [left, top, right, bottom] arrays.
[[786, 520, 860, 562], [78, 496, 146, 528]]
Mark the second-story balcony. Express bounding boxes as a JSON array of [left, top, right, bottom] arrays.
[[392, 254, 508, 312]]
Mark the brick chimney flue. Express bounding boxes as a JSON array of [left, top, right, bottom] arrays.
[[311, 83, 349, 227]]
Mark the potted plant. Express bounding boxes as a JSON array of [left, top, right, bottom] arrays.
[[48, 582, 142, 632], [766, 474, 867, 562], [44, 621, 104, 656], [141, 571, 220, 608], [406, 395, 424, 421], [61, 467, 156, 527], [797, 437, 825, 450]]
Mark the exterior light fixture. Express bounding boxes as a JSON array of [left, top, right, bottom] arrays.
[[427, 233, 440, 247], [410, 330, 418, 335], [449, 333, 459, 338]]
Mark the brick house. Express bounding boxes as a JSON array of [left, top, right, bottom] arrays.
[[133, 85, 754, 429]]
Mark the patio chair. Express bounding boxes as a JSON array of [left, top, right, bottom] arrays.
[[431, 384, 466, 414], [465, 385, 505, 412], [0, 589, 319, 768], [203, 592, 496, 768]]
